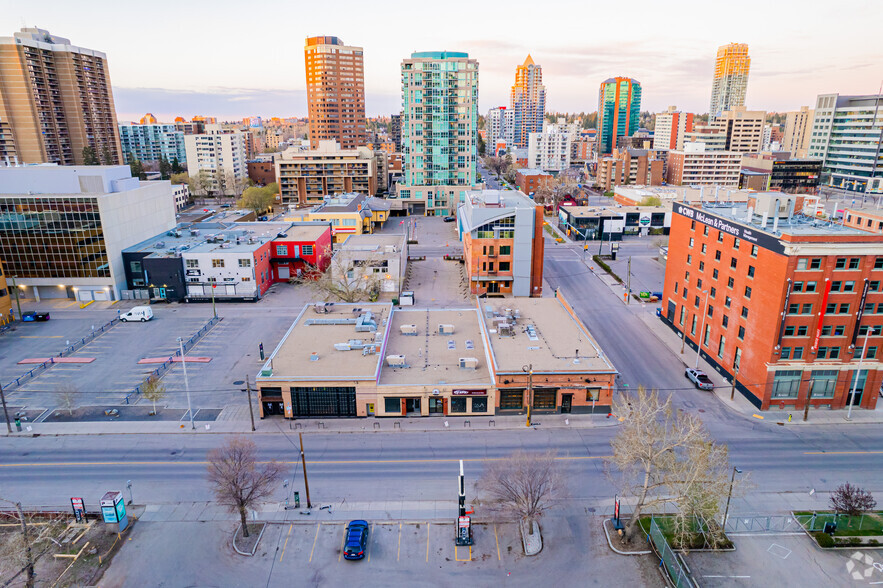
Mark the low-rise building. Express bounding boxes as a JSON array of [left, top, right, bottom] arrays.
[[169, 182, 190, 211], [276, 140, 377, 206], [331, 233, 408, 296], [558, 205, 669, 239], [740, 154, 821, 194], [284, 192, 390, 244], [458, 190, 544, 297], [613, 185, 755, 207], [515, 168, 553, 197], [666, 143, 742, 186], [0, 165, 175, 301], [247, 155, 278, 186], [596, 148, 664, 192], [843, 207, 883, 234]]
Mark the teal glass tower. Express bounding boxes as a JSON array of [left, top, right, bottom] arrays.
[[597, 77, 642, 155]]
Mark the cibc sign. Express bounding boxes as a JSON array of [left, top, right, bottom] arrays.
[[674, 204, 785, 255]]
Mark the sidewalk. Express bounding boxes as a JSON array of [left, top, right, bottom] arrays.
[[2, 411, 620, 437]]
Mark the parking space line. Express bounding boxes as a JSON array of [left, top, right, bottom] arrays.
[[338, 523, 346, 562], [494, 524, 501, 560], [367, 523, 374, 562], [454, 545, 471, 562], [308, 523, 320, 563], [397, 522, 402, 562], [426, 523, 430, 562], [279, 524, 292, 562]]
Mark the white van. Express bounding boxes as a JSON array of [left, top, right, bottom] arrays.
[[120, 306, 154, 322]]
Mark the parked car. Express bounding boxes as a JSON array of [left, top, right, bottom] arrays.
[[685, 368, 714, 390], [343, 520, 369, 560], [443, 216, 456, 222], [120, 306, 154, 322], [22, 311, 50, 322]]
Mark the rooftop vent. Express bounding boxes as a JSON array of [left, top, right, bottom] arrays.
[[386, 354, 407, 367], [459, 357, 479, 370], [400, 324, 418, 336], [439, 324, 455, 335]]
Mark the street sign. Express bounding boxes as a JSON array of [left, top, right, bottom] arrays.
[[71, 497, 85, 522]]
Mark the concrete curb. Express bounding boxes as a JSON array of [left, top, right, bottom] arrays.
[[520, 520, 543, 556], [232, 521, 266, 556], [602, 518, 651, 555]]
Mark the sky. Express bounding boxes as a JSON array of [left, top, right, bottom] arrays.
[[4, 0, 882, 122]]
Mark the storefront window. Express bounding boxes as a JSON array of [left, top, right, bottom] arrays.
[[532, 389, 556, 410], [771, 371, 801, 399], [384, 397, 401, 413], [811, 370, 838, 399], [471, 397, 488, 413], [499, 389, 523, 410], [586, 388, 601, 402], [450, 397, 467, 413]]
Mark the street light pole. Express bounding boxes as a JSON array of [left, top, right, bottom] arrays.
[[722, 467, 743, 527], [695, 290, 710, 369], [177, 337, 195, 430], [523, 364, 533, 427], [0, 383, 11, 434], [846, 328, 871, 421], [299, 432, 312, 509], [9, 275, 22, 320]]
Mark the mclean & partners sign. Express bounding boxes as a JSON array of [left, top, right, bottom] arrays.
[[674, 203, 786, 255]]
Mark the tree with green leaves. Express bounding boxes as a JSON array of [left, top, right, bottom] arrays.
[[82, 146, 99, 165], [100, 145, 115, 165], [159, 156, 172, 179], [171, 157, 183, 174], [126, 152, 144, 180], [140, 374, 166, 416], [170, 172, 189, 185], [238, 186, 275, 216]]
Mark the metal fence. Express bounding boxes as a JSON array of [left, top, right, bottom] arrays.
[[648, 517, 695, 588], [724, 514, 805, 534], [796, 512, 883, 533]]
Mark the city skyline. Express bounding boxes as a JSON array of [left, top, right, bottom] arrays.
[[5, 0, 881, 121]]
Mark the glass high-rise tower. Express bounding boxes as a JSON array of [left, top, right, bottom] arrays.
[[709, 43, 750, 118], [398, 51, 479, 216], [597, 77, 641, 155]]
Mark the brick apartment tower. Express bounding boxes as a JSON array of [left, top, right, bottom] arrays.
[[0, 27, 122, 165], [304, 36, 367, 150], [709, 43, 750, 118], [510, 55, 546, 149]]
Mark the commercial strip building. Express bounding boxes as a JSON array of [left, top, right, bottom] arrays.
[[304, 36, 367, 150], [661, 192, 883, 411], [183, 125, 248, 192], [275, 140, 377, 206], [255, 293, 616, 418], [613, 185, 755, 207], [740, 154, 822, 194], [527, 120, 578, 171], [0, 165, 175, 301], [457, 190, 544, 297], [783, 107, 814, 158], [284, 192, 389, 244], [709, 43, 750, 117], [396, 51, 480, 216], [598, 77, 642, 155], [558, 204, 669, 240], [122, 221, 332, 302], [510, 55, 546, 149], [654, 107, 694, 151], [808, 93, 883, 194], [666, 143, 742, 186], [0, 28, 122, 166], [118, 122, 186, 166], [596, 148, 664, 192]]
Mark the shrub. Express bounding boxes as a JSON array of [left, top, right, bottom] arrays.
[[816, 533, 834, 547]]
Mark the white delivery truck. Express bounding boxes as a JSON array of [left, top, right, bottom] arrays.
[[120, 306, 154, 322]]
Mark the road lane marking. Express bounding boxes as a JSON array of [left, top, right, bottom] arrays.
[[308, 523, 319, 563], [494, 524, 501, 560], [426, 523, 430, 562], [17, 336, 63, 338], [397, 522, 402, 562], [279, 523, 292, 561], [0, 455, 614, 468], [804, 451, 883, 455]]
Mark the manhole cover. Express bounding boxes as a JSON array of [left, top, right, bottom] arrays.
[[233, 380, 244, 385], [698, 409, 705, 413]]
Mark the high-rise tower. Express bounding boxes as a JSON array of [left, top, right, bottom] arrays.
[[0, 27, 122, 165], [709, 43, 750, 118], [510, 55, 546, 148], [304, 36, 367, 150], [597, 77, 642, 155]]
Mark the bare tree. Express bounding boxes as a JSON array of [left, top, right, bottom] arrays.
[[56, 384, 77, 416], [476, 450, 563, 526], [292, 245, 386, 302], [484, 155, 508, 176], [534, 174, 578, 210], [0, 501, 66, 588], [187, 170, 213, 198], [140, 374, 166, 416], [830, 483, 877, 516], [606, 386, 737, 545], [206, 437, 283, 537]]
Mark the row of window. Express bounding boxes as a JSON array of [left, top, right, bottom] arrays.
[[796, 257, 883, 271]]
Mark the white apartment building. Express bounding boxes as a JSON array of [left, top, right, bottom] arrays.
[[782, 106, 814, 158], [653, 107, 693, 151], [486, 106, 515, 154], [666, 142, 742, 187], [709, 107, 765, 153], [527, 120, 578, 171], [183, 124, 247, 193]]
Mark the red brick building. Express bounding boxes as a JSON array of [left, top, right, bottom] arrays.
[[515, 168, 553, 197], [268, 223, 333, 282], [247, 159, 277, 186], [662, 192, 883, 412]]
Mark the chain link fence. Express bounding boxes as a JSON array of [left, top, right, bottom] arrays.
[[648, 517, 695, 588]]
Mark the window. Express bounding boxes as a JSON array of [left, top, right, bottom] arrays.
[[866, 346, 878, 359], [871, 281, 880, 292], [679, 306, 685, 326], [186, 259, 199, 268], [674, 282, 679, 294], [707, 305, 714, 318], [450, 397, 467, 413], [751, 245, 759, 258], [857, 325, 883, 336], [806, 281, 817, 292], [747, 265, 755, 278], [741, 306, 749, 318], [276, 245, 288, 256], [801, 304, 812, 314], [691, 220, 696, 230], [532, 389, 556, 409], [781, 347, 792, 359], [797, 259, 808, 270], [718, 335, 725, 357], [241, 277, 251, 282], [129, 261, 142, 274], [788, 304, 799, 314], [727, 277, 734, 288], [793, 347, 804, 359], [730, 257, 737, 269], [499, 390, 523, 410], [835, 258, 846, 270], [865, 302, 875, 314], [699, 261, 705, 271], [687, 254, 692, 265], [685, 271, 690, 283], [695, 296, 700, 307], [793, 281, 804, 292], [831, 281, 842, 292], [744, 286, 752, 299], [683, 288, 689, 299], [239, 258, 251, 268], [302, 245, 314, 256], [703, 226, 709, 236], [797, 326, 808, 336], [713, 269, 719, 280], [715, 250, 721, 261], [587, 388, 602, 402], [703, 324, 711, 346], [811, 370, 838, 399], [738, 325, 745, 340], [722, 315, 729, 328], [785, 326, 795, 336], [691, 315, 697, 335], [702, 244, 708, 253], [772, 370, 802, 398], [878, 303, 883, 314], [826, 302, 836, 314], [849, 258, 860, 269], [810, 258, 821, 269], [710, 287, 717, 299], [471, 396, 489, 413], [717, 231, 724, 243], [821, 326, 831, 336], [499, 261, 511, 271], [697, 278, 703, 289], [212, 259, 224, 268], [844, 281, 855, 292], [689, 237, 694, 247], [734, 238, 740, 250], [839, 303, 850, 314], [875, 257, 883, 270]]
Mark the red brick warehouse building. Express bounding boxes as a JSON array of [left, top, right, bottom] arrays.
[[661, 192, 883, 412]]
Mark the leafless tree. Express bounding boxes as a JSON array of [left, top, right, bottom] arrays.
[[140, 374, 166, 416], [606, 386, 738, 545], [291, 245, 386, 303], [0, 500, 66, 588], [475, 450, 563, 526], [534, 175, 578, 210], [830, 483, 877, 516], [484, 155, 508, 176], [56, 384, 77, 416], [206, 437, 283, 537], [187, 169, 213, 197]]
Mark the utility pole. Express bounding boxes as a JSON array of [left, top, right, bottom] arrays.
[[695, 290, 710, 369], [803, 379, 816, 422], [626, 256, 631, 304], [245, 375, 256, 432], [211, 284, 217, 319], [177, 337, 195, 430], [730, 366, 739, 401], [847, 328, 871, 421], [523, 364, 534, 427], [680, 311, 688, 354], [299, 433, 312, 509], [17, 501, 35, 588], [0, 383, 11, 433]]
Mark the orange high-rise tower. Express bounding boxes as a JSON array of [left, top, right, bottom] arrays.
[[710, 43, 750, 117], [304, 36, 367, 150]]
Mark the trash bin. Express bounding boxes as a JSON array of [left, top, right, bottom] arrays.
[[655, 308, 662, 317], [824, 522, 837, 534]]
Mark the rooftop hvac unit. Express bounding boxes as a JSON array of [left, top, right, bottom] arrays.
[[386, 354, 407, 367], [190, 229, 200, 236], [498, 323, 515, 337], [400, 324, 418, 336], [155, 241, 166, 249], [439, 324, 455, 335], [459, 357, 479, 370]]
